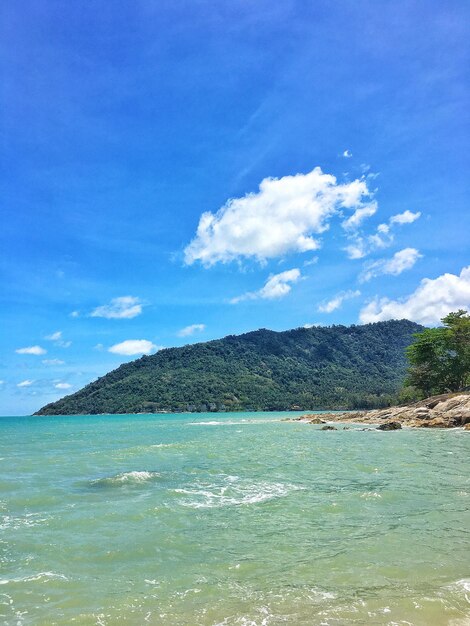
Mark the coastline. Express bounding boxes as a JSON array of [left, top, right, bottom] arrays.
[[290, 392, 470, 429]]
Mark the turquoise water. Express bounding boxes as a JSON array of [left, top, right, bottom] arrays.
[[1, 412, 469, 626]]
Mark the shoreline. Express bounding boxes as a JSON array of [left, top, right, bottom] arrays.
[[290, 392, 470, 430]]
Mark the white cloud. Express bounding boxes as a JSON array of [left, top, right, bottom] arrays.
[[54, 382, 72, 390], [42, 359, 65, 365], [108, 339, 158, 356], [177, 324, 206, 337], [231, 268, 301, 304], [360, 248, 422, 282], [91, 296, 143, 319], [185, 167, 373, 266], [389, 210, 421, 225], [70, 311, 80, 318], [343, 150, 353, 158], [344, 210, 421, 260], [17, 379, 34, 387], [318, 289, 361, 313], [15, 345, 46, 355], [342, 202, 377, 230], [0, 380, 5, 385], [359, 266, 470, 325], [45, 331, 62, 341]]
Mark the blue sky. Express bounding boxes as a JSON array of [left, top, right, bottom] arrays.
[[1, 0, 469, 415]]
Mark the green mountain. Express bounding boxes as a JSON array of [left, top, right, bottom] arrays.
[[35, 320, 423, 415]]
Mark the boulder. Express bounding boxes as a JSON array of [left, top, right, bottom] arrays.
[[377, 421, 402, 431], [308, 416, 326, 424], [321, 425, 337, 430]]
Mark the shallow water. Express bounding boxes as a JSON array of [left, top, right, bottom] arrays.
[[0, 412, 469, 625]]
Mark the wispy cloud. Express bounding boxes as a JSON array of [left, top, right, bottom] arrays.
[[344, 210, 422, 259], [54, 382, 72, 390], [91, 296, 144, 319], [318, 289, 361, 313], [343, 149, 353, 158], [15, 346, 46, 355], [360, 266, 470, 325], [185, 166, 373, 266], [231, 269, 301, 304], [42, 359, 65, 365], [359, 248, 422, 282], [177, 324, 206, 337], [108, 339, 159, 356], [17, 379, 34, 387], [45, 331, 62, 341], [389, 210, 421, 225]]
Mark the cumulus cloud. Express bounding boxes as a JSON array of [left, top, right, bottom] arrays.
[[389, 210, 421, 225], [45, 331, 62, 341], [318, 289, 361, 313], [185, 167, 373, 266], [42, 359, 65, 365], [17, 379, 34, 387], [55, 382, 72, 390], [177, 324, 206, 337], [359, 266, 470, 325], [344, 210, 422, 259], [359, 248, 422, 282], [91, 296, 143, 319], [231, 269, 301, 304], [15, 345, 46, 355], [108, 339, 158, 356], [343, 150, 353, 158]]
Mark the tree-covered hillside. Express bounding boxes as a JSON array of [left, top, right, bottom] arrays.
[[35, 320, 423, 415]]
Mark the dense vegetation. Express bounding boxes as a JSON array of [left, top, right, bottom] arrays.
[[405, 310, 470, 397], [35, 320, 423, 415]]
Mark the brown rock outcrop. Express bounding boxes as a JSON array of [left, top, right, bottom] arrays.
[[293, 392, 470, 429]]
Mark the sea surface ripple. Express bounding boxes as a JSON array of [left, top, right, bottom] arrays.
[[0, 411, 469, 625]]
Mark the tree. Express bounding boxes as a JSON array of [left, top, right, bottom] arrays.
[[405, 310, 470, 396]]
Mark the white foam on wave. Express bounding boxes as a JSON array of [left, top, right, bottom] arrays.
[[189, 419, 279, 426], [0, 512, 50, 531], [0, 572, 68, 585], [172, 475, 303, 508], [90, 470, 160, 487], [448, 579, 470, 604]]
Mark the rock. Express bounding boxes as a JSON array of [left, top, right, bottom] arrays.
[[377, 421, 402, 431], [420, 417, 455, 428], [308, 416, 326, 424], [321, 425, 337, 430], [463, 423, 470, 430]]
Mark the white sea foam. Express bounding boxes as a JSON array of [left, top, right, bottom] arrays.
[[0, 513, 50, 530], [189, 419, 278, 426], [0, 572, 68, 585], [90, 471, 160, 487], [173, 475, 303, 508]]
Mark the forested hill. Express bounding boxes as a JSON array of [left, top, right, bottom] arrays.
[[35, 320, 423, 415]]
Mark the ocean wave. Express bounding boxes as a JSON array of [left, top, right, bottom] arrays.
[[0, 571, 68, 585], [189, 419, 279, 426], [89, 471, 161, 487], [172, 475, 303, 508], [0, 513, 50, 530], [446, 579, 470, 604]]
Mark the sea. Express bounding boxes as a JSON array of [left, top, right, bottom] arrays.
[[1, 412, 469, 625]]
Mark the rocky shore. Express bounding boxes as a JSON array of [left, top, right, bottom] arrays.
[[292, 392, 470, 429]]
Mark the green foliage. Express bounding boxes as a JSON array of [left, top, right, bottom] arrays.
[[35, 320, 423, 415], [405, 310, 470, 395]]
